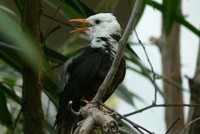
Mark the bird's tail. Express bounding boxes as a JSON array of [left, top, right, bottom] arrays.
[[54, 110, 78, 134]]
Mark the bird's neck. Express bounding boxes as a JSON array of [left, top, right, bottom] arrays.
[[90, 36, 119, 57], [110, 34, 121, 42]]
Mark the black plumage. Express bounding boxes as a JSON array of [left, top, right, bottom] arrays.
[[55, 36, 126, 133]]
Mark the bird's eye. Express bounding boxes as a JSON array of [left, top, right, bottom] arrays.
[[95, 19, 100, 24], [96, 40, 101, 42]]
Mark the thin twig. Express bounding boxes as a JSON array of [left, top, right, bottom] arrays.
[[42, 13, 73, 28], [0, 41, 21, 51], [194, 25, 200, 76], [43, 0, 64, 42], [165, 117, 181, 134], [46, 98, 51, 118], [100, 102, 154, 134], [134, 30, 158, 103], [45, 25, 61, 38], [118, 128, 131, 134], [124, 103, 200, 117], [92, 0, 143, 102], [180, 117, 200, 134], [12, 108, 22, 134]]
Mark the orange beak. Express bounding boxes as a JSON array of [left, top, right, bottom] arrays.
[[69, 18, 90, 33]]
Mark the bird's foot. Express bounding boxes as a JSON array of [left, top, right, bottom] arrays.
[[99, 105, 109, 113], [81, 98, 91, 104]]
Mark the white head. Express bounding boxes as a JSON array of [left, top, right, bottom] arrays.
[[70, 13, 121, 40]]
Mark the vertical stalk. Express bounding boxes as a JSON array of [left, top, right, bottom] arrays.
[[22, 0, 44, 134], [161, 1, 184, 133]]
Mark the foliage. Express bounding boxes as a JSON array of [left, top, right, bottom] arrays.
[[0, 0, 199, 133]]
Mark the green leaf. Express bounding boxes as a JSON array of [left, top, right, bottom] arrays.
[[0, 8, 44, 72], [62, 0, 95, 17], [0, 41, 22, 72], [116, 84, 146, 106], [134, 0, 148, 28], [147, 0, 200, 37], [96, 0, 121, 11], [12, 0, 23, 15], [163, 0, 180, 35], [44, 47, 67, 64], [43, 0, 77, 18], [126, 44, 140, 61], [42, 75, 59, 107], [0, 89, 12, 129], [76, 1, 95, 17], [0, 83, 22, 105], [45, 119, 56, 134], [176, 15, 200, 37], [119, 120, 138, 134], [115, 84, 135, 106]]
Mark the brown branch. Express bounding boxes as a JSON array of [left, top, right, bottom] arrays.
[[42, 0, 64, 42], [165, 117, 181, 134], [74, 116, 95, 134], [92, 0, 143, 103], [100, 102, 154, 134], [118, 128, 132, 134], [75, 103, 118, 134], [194, 26, 200, 77], [134, 30, 158, 103], [124, 103, 200, 117], [12, 108, 22, 134], [42, 13, 73, 28], [22, 0, 44, 134], [180, 117, 200, 134]]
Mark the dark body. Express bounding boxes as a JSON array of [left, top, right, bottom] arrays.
[[55, 37, 126, 133]]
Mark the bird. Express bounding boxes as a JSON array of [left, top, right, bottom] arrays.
[[55, 13, 126, 134]]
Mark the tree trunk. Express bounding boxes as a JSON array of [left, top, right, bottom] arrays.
[[161, 1, 184, 133], [22, 0, 44, 134], [185, 36, 200, 134]]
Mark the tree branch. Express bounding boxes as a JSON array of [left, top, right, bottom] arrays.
[[134, 30, 158, 103], [22, 0, 44, 133], [165, 117, 181, 134], [75, 103, 118, 134], [124, 103, 200, 117], [92, 0, 143, 103], [100, 102, 154, 134], [180, 117, 200, 134], [42, 0, 64, 42]]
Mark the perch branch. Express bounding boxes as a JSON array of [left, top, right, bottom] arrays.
[[100, 102, 154, 134], [92, 0, 143, 103], [75, 103, 118, 133]]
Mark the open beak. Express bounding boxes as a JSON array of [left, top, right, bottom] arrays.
[[69, 18, 90, 33]]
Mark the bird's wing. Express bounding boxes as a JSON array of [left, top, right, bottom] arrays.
[[58, 51, 101, 108], [55, 50, 102, 130]]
